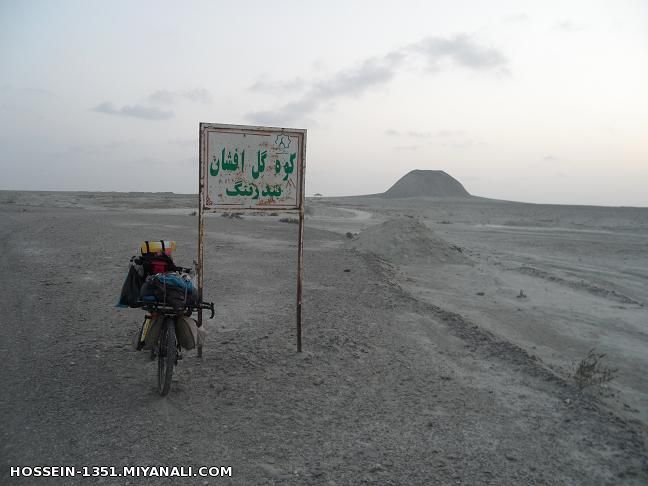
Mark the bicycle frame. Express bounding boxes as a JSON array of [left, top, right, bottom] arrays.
[[137, 301, 214, 395]]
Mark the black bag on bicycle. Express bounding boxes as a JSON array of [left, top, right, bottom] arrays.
[[117, 258, 144, 308], [140, 273, 198, 312]]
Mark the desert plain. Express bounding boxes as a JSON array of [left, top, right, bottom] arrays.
[[1, 172, 647, 485]]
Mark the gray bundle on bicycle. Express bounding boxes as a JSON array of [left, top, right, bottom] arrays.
[[139, 272, 199, 312]]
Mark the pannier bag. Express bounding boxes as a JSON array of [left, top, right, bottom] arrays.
[[176, 316, 199, 350], [140, 272, 198, 311], [143, 316, 201, 351], [143, 315, 165, 350]]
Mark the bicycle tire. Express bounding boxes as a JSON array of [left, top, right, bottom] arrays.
[[157, 317, 177, 396]]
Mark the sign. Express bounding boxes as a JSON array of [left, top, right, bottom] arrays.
[[200, 123, 306, 211], [197, 122, 307, 351]]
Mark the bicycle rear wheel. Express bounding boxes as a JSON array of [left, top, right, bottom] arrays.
[[157, 318, 177, 396]]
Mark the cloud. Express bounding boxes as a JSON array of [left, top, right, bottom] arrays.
[[248, 56, 400, 126], [183, 88, 213, 103], [385, 128, 466, 139], [249, 77, 307, 93], [439, 139, 482, 149], [553, 20, 582, 32], [387, 129, 433, 138], [410, 35, 508, 72], [384, 127, 480, 149], [503, 13, 529, 23], [407, 130, 433, 138], [246, 34, 507, 125], [247, 97, 320, 126], [313, 57, 399, 98], [92, 102, 174, 120], [148, 88, 213, 104], [437, 129, 467, 137]]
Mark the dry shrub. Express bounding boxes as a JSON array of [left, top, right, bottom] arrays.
[[279, 217, 299, 224], [572, 349, 617, 391]]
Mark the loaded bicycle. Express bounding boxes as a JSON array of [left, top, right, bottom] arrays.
[[118, 240, 214, 396]]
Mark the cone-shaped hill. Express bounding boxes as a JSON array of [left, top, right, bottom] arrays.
[[382, 170, 470, 198]]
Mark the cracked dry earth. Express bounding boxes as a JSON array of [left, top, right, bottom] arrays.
[[1, 204, 647, 485]]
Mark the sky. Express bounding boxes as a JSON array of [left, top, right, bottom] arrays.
[[1, 0, 647, 206]]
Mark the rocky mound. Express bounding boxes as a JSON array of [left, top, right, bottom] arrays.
[[353, 218, 470, 265], [382, 170, 470, 198]]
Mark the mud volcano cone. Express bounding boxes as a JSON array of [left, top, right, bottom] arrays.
[[382, 170, 470, 198]]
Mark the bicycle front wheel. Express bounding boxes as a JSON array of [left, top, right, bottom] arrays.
[[157, 318, 177, 396]]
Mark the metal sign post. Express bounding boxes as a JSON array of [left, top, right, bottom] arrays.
[[197, 126, 206, 330], [197, 123, 307, 351], [296, 194, 304, 352]]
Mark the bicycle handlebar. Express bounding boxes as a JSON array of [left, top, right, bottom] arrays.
[[200, 301, 215, 319]]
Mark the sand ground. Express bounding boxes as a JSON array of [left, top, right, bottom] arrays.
[[313, 196, 648, 425], [1, 191, 647, 485]]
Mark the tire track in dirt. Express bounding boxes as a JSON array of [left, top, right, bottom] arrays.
[[513, 265, 643, 306]]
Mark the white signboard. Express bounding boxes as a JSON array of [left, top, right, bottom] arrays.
[[200, 123, 306, 210]]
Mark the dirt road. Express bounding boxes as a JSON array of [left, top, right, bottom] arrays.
[[1, 204, 646, 485]]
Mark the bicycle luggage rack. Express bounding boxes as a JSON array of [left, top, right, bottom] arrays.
[[138, 301, 215, 319]]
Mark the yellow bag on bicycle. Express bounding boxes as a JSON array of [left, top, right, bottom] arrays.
[[140, 240, 176, 256]]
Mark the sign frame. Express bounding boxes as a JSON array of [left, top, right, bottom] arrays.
[[200, 123, 306, 211], [197, 123, 307, 351]]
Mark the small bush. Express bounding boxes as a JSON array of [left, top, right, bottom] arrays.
[[279, 217, 299, 224], [572, 349, 617, 391], [345, 232, 354, 239]]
